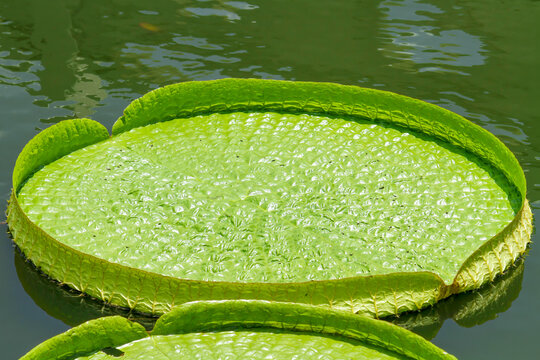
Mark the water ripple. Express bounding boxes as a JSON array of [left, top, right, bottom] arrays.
[[379, 0, 487, 73]]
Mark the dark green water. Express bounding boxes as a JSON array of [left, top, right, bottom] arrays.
[[0, 0, 538, 358]]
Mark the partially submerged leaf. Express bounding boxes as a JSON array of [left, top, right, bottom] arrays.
[[7, 79, 533, 317]]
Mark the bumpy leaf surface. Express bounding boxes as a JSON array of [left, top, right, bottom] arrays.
[[17, 112, 519, 284], [8, 79, 532, 316]]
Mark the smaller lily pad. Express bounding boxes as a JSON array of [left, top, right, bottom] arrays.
[[21, 301, 456, 360]]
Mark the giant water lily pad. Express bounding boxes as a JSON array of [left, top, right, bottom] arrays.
[[7, 79, 532, 317], [21, 301, 456, 360]]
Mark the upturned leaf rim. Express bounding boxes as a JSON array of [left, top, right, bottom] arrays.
[[21, 300, 456, 360], [7, 78, 533, 317]]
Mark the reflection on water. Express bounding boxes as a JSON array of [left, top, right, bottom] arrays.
[[390, 258, 525, 340], [0, 0, 388, 119], [0, 0, 288, 122], [0, 0, 510, 125], [423, 94, 531, 151], [29, 0, 78, 101], [14, 247, 157, 330], [15, 241, 525, 338], [379, 0, 487, 74]]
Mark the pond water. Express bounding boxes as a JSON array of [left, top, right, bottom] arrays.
[[1, 0, 538, 359]]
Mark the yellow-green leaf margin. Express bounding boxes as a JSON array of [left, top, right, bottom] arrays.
[[20, 316, 147, 360], [21, 301, 456, 360], [7, 79, 533, 318]]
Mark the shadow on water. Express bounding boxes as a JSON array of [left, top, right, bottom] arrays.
[[15, 240, 525, 337], [387, 256, 526, 340], [14, 246, 157, 331]]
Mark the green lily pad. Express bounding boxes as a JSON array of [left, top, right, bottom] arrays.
[[21, 301, 456, 360], [7, 79, 532, 317]]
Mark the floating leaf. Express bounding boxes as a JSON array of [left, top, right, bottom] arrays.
[[21, 301, 456, 360], [7, 79, 532, 317]]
